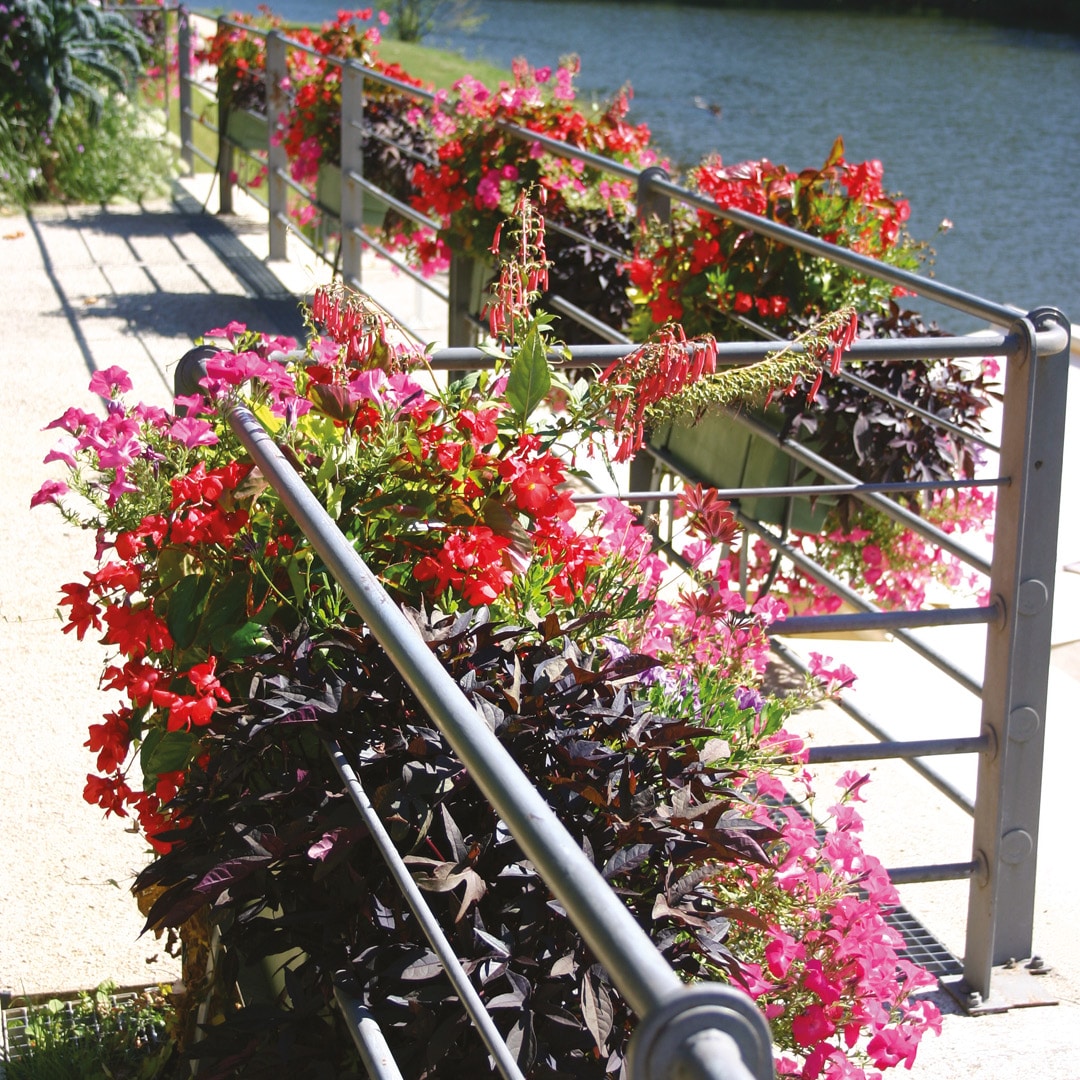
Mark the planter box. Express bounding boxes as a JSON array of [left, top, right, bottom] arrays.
[[649, 411, 832, 533], [314, 163, 390, 232], [224, 109, 268, 154]]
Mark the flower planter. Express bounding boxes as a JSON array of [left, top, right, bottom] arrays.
[[649, 411, 832, 533], [314, 163, 390, 232], [224, 109, 268, 154]]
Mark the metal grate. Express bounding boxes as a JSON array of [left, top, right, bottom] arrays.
[[885, 905, 964, 979], [0, 990, 168, 1067]]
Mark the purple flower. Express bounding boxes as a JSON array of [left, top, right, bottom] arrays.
[[734, 685, 764, 713]]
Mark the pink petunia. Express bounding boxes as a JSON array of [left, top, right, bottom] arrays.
[[88, 366, 133, 398], [30, 478, 69, 509]]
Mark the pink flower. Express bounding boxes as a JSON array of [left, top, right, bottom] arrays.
[[791, 1003, 836, 1047], [30, 478, 69, 509], [88, 366, 133, 399], [764, 928, 804, 979], [169, 416, 219, 449]]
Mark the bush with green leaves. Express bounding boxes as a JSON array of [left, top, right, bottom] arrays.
[[0, 0, 172, 207]]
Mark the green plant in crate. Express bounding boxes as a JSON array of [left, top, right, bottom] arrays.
[[2, 982, 174, 1080], [0, 0, 172, 207]]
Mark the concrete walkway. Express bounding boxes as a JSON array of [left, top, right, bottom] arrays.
[[1, 175, 1078, 1076]]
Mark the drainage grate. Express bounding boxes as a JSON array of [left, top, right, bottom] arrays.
[[885, 904, 964, 979]]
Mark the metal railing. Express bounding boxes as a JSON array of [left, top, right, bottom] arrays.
[[161, 0, 1073, 1038], [175, 348, 775, 1080]]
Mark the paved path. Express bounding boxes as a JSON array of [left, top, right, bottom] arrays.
[[1, 177, 1078, 1076]]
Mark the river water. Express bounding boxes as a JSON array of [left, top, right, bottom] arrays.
[[210, 1, 1080, 331]]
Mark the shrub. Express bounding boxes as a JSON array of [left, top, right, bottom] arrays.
[[0, 0, 173, 207]]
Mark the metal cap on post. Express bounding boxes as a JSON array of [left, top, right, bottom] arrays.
[[627, 985, 774, 1080], [637, 165, 672, 229]]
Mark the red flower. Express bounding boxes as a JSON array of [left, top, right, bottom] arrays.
[[58, 581, 103, 640], [101, 602, 173, 659], [84, 709, 133, 774]]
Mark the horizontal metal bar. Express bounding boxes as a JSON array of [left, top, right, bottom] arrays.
[[725, 408, 993, 577], [839, 368, 1000, 455], [570, 477, 1008, 504], [342, 230, 449, 304], [735, 510, 984, 697], [546, 294, 632, 344], [333, 984, 406, 1080], [885, 862, 978, 885], [770, 639, 976, 815], [180, 103, 215, 128], [773, 605, 998, 636], [344, 169, 441, 231], [651, 175, 1020, 327], [327, 742, 525, 1080], [545, 218, 631, 262], [495, 119, 642, 183], [807, 735, 990, 763], [425, 333, 1019, 372], [183, 143, 216, 170], [202, 394, 686, 1020]]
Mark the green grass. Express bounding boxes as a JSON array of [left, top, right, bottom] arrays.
[[376, 38, 509, 90]]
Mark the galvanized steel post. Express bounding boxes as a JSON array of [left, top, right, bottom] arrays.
[[963, 309, 1071, 1002], [340, 60, 365, 286], [266, 31, 289, 261], [215, 16, 234, 216], [177, 6, 193, 174]]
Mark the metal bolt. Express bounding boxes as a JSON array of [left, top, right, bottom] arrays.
[[966, 990, 983, 1009], [1004, 957, 1017, 969], [1027, 956, 1050, 974]]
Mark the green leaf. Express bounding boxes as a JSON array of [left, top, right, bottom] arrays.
[[505, 327, 551, 426], [141, 728, 196, 778], [214, 619, 272, 660], [200, 574, 250, 643], [166, 573, 213, 650]]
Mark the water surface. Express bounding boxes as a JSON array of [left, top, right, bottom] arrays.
[[209, 1, 1080, 329]]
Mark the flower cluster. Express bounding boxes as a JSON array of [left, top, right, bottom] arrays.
[[742, 488, 995, 616], [400, 55, 658, 273], [36, 200, 939, 1079], [736, 771, 943, 1078], [628, 137, 921, 341]]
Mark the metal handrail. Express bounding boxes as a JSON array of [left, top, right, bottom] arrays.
[[171, 0, 1073, 1019], [175, 350, 774, 1080]]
